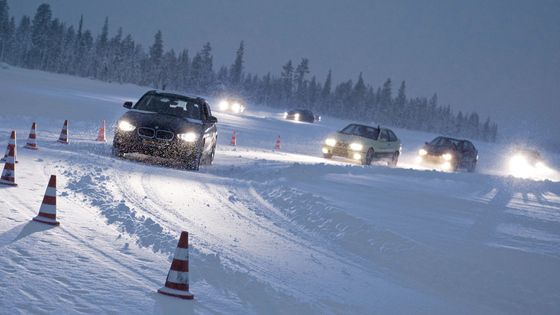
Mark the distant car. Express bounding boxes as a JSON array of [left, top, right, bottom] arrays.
[[508, 148, 550, 178], [283, 109, 320, 123], [322, 124, 401, 166], [113, 90, 218, 170], [217, 97, 245, 114], [417, 136, 478, 172]]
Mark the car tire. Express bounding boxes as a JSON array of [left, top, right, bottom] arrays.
[[184, 141, 203, 171], [389, 151, 399, 167], [203, 143, 216, 165], [467, 161, 476, 173], [112, 145, 125, 158], [323, 153, 333, 159], [362, 148, 374, 166]]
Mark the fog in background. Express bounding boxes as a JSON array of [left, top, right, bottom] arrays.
[[9, 0, 560, 149]]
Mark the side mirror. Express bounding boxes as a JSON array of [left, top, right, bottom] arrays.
[[123, 101, 133, 109], [207, 116, 218, 124]]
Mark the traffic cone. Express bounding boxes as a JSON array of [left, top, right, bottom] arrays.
[[230, 131, 237, 146], [0, 135, 17, 186], [57, 120, 69, 144], [25, 122, 39, 150], [1, 130, 17, 162], [157, 231, 194, 300], [32, 175, 60, 226], [274, 135, 281, 150], [96, 120, 106, 142]]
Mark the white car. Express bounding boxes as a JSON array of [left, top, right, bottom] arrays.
[[217, 98, 245, 114]]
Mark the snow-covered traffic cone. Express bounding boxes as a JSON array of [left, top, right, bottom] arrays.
[[0, 138, 17, 186], [96, 120, 106, 142], [57, 120, 69, 144], [25, 122, 39, 150], [274, 135, 281, 150], [230, 131, 237, 146], [1, 130, 17, 162], [158, 231, 194, 300], [32, 175, 60, 226]]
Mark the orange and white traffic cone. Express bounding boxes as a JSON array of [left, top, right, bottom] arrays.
[[0, 132, 17, 186], [274, 135, 281, 150], [157, 231, 194, 300], [96, 120, 106, 142], [230, 131, 237, 146], [1, 130, 17, 162], [57, 120, 69, 144], [32, 175, 60, 226], [25, 122, 39, 150]]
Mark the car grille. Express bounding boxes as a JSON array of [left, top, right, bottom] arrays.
[[335, 142, 348, 150], [156, 130, 174, 141], [138, 127, 155, 138], [137, 128, 174, 141]]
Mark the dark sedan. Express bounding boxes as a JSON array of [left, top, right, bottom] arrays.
[[113, 90, 218, 170], [283, 109, 320, 123], [416, 136, 478, 172]]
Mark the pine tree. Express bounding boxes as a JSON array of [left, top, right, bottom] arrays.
[[30, 3, 52, 68], [281, 60, 293, 101], [148, 30, 164, 87], [0, 0, 10, 60], [229, 40, 244, 87], [321, 69, 332, 100]]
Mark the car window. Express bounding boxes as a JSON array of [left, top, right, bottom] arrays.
[[202, 104, 210, 121], [379, 130, 389, 141], [388, 130, 397, 142], [340, 124, 357, 135], [134, 94, 202, 120]]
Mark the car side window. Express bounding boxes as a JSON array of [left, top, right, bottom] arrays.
[[388, 130, 397, 142], [379, 130, 389, 141], [201, 104, 210, 121]]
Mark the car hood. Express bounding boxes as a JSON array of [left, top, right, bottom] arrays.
[[119, 110, 202, 133], [333, 132, 364, 143]]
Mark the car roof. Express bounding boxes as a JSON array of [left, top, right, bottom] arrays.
[[434, 136, 472, 144], [147, 90, 207, 103]]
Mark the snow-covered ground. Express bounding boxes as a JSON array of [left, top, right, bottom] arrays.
[[0, 66, 559, 314]]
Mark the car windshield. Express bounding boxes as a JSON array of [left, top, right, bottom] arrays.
[[134, 94, 202, 120], [339, 124, 380, 139], [429, 136, 460, 148]]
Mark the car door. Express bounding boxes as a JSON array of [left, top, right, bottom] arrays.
[[378, 129, 391, 155], [201, 103, 217, 153]]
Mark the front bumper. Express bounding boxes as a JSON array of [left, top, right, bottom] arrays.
[[113, 130, 197, 159], [322, 145, 363, 161], [415, 154, 455, 170]]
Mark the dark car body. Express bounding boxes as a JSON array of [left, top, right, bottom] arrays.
[[113, 90, 218, 170], [418, 136, 478, 172], [284, 109, 320, 123]]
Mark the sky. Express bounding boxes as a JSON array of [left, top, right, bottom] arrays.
[[8, 0, 560, 146]]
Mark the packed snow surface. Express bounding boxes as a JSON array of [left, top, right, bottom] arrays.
[[0, 66, 559, 314]]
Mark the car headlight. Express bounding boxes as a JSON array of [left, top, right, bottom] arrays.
[[294, 113, 300, 121], [219, 100, 229, 111], [325, 138, 336, 147], [418, 149, 427, 156], [118, 120, 136, 132], [283, 112, 288, 119], [231, 102, 241, 113], [177, 132, 198, 142], [442, 153, 453, 161], [350, 143, 363, 151]]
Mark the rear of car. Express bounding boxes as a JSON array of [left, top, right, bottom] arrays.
[[322, 124, 401, 166]]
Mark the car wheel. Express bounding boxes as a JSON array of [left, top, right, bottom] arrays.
[[362, 148, 374, 166], [184, 141, 203, 171], [389, 151, 399, 167], [204, 144, 216, 165], [112, 145, 125, 158], [467, 160, 476, 173], [323, 153, 333, 159]]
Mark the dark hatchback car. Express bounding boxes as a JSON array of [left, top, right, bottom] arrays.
[[283, 109, 320, 123], [113, 90, 218, 170], [417, 136, 478, 172]]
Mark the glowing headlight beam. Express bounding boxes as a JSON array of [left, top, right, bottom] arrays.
[[177, 132, 198, 142], [118, 120, 136, 132], [418, 149, 427, 156], [350, 143, 363, 151], [219, 100, 229, 111], [325, 138, 336, 147], [442, 153, 453, 161]]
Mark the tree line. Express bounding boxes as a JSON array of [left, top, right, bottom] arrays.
[[0, 1, 498, 142]]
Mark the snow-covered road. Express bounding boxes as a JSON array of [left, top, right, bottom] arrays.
[[1, 66, 559, 314]]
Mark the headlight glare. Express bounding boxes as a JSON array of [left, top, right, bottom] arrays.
[[219, 100, 229, 111], [442, 153, 453, 161], [418, 149, 427, 156], [177, 132, 198, 142], [350, 143, 363, 151], [325, 138, 336, 147], [118, 120, 136, 132]]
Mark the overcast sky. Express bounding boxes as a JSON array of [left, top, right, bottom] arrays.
[[9, 0, 560, 144]]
